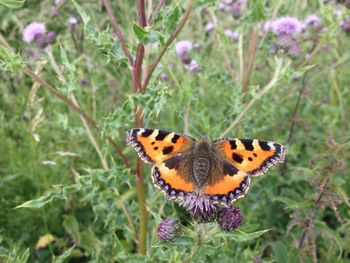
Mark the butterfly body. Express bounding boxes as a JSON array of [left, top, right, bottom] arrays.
[[127, 128, 286, 205]]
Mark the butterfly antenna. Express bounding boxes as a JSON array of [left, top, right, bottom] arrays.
[[176, 111, 202, 137], [207, 117, 229, 138]]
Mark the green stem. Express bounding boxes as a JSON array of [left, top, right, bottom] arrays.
[[220, 58, 285, 138]]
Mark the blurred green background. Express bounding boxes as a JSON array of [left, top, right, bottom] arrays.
[[0, 0, 349, 262]]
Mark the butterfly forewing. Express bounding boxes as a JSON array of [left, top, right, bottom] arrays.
[[214, 138, 286, 176]]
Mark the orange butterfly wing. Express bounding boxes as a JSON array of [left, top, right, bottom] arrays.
[[127, 128, 196, 198], [127, 128, 195, 164], [203, 170, 250, 204], [152, 163, 195, 199], [214, 138, 286, 176]]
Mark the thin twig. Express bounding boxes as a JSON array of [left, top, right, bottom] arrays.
[[220, 58, 284, 138], [21, 66, 131, 169], [72, 95, 109, 170], [242, 26, 258, 94], [141, 0, 196, 91], [102, 0, 134, 65], [148, 0, 166, 24], [298, 175, 331, 249]]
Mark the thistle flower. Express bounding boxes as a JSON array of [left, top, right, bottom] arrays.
[[180, 52, 192, 65], [204, 22, 216, 33], [224, 29, 239, 41], [304, 15, 322, 29], [23, 22, 46, 43], [69, 17, 78, 31], [193, 42, 201, 52], [217, 205, 242, 231], [340, 17, 350, 34], [55, 0, 62, 5], [157, 218, 181, 242], [271, 17, 303, 36], [175, 40, 193, 55], [185, 60, 200, 73], [178, 194, 217, 222]]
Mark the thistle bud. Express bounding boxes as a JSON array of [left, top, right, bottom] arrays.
[[217, 206, 242, 231], [157, 218, 181, 242]]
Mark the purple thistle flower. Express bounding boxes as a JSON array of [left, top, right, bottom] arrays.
[[304, 15, 322, 29], [193, 42, 201, 52], [224, 29, 239, 41], [23, 22, 46, 43], [180, 52, 192, 65], [217, 205, 242, 231], [204, 22, 216, 32], [271, 17, 303, 36], [157, 218, 181, 242], [46, 32, 56, 43], [55, 0, 62, 5], [175, 40, 193, 55], [178, 194, 217, 222], [185, 60, 200, 73], [159, 72, 169, 82], [340, 17, 350, 34], [69, 17, 78, 31]]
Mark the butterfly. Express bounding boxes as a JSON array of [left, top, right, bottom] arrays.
[[127, 128, 286, 205]]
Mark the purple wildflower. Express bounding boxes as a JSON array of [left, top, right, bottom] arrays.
[[23, 22, 46, 43], [55, 0, 62, 5], [193, 42, 201, 52], [217, 205, 242, 231], [157, 218, 181, 242], [271, 17, 303, 36], [69, 17, 78, 31], [178, 194, 217, 222], [304, 15, 322, 29], [175, 40, 193, 55], [180, 52, 192, 64], [185, 60, 200, 73], [51, 6, 58, 16], [204, 22, 216, 32], [224, 29, 239, 41], [46, 32, 56, 43], [159, 72, 169, 82], [340, 17, 350, 34]]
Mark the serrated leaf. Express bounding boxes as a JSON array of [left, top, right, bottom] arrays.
[[63, 215, 81, 245], [52, 246, 75, 263], [164, 6, 179, 34], [133, 23, 163, 45], [15, 185, 76, 209], [0, 0, 25, 8], [0, 45, 23, 72], [219, 229, 271, 242]]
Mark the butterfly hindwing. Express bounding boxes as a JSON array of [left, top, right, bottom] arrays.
[[214, 138, 286, 176], [127, 128, 195, 164], [203, 169, 250, 204], [152, 163, 195, 199]]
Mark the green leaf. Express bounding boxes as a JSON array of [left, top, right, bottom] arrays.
[[52, 246, 75, 263], [193, 0, 216, 9], [315, 221, 343, 258], [0, 45, 22, 72], [273, 196, 313, 209], [164, 6, 179, 34], [71, 0, 90, 25], [271, 241, 288, 263], [0, 0, 25, 8], [133, 23, 164, 45], [15, 185, 76, 209], [220, 229, 271, 242], [249, 0, 266, 21], [63, 215, 81, 245]]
